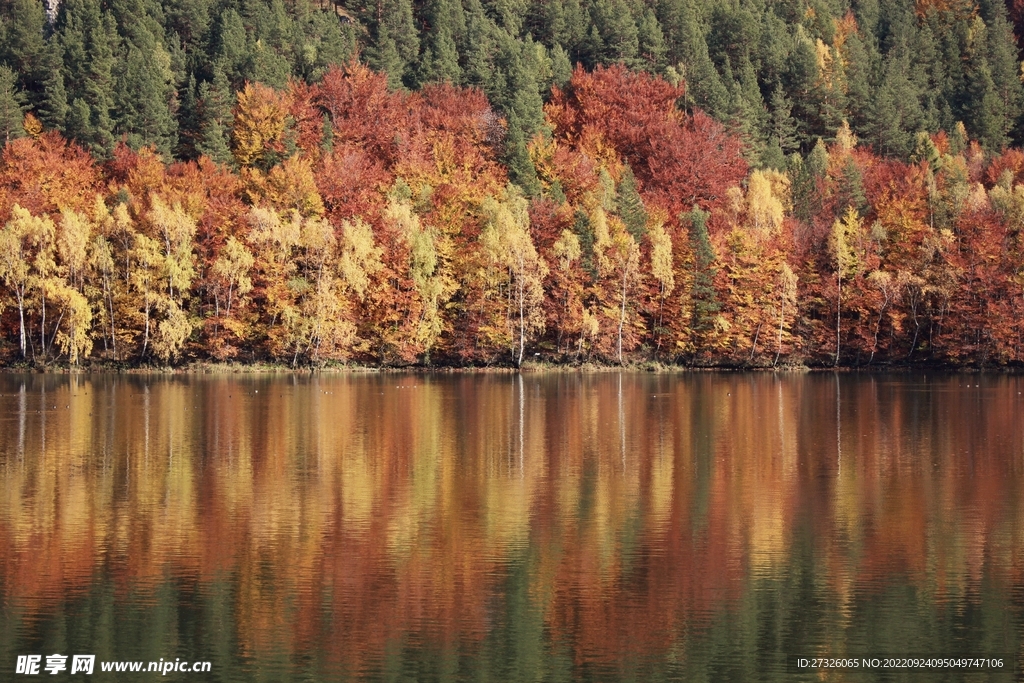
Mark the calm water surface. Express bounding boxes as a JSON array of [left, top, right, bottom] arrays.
[[1, 372, 1022, 681]]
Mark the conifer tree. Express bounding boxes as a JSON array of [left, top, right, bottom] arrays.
[[56, 0, 90, 101], [37, 41, 69, 133], [462, 0, 496, 89], [764, 85, 799, 167], [558, 0, 588, 58], [589, 0, 640, 66], [635, 8, 666, 71], [550, 43, 572, 88], [417, 0, 465, 85], [488, 33, 545, 194], [0, 65, 26, 145], [177, 73, 201, 159], [246, 39, 291, 89], [843, 30, 875, 137], [910, 22, 942, 134], [419, 28, 462, 85], [963, 52, 1004, 152], [664, 0, 728, 117], [82, 10, 119, 157], [984, 13, 1023, 148], [783, 35, 821, 146], [866, 53, 924, 157], [216, 8, 250, 84], [0, 0, 47, 103], [367, 0, 419, 89], [687, 206, 719, 354], [196, 66, 234, 164], [115, 36, 179, 156], [725, 55, 767, 162], [618, 166, 647, 241]]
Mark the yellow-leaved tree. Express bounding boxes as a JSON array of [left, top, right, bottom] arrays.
[[774, 263, 798, 366], [146, 196, 197, 362], [246, 206, 301, 358], [829, 206, 864, 366], [232, 82, 291, 170], [479, 185, 548, 366], [0, 205, 53, 358], [210, 236, 255, 346], [386, 196, 456, 357], [647, 218, 674, 356]]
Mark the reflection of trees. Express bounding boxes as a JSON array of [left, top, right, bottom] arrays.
[[0, 374, 1022, 680]]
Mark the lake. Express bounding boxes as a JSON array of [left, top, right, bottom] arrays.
[[1, 372, 1022, 681]]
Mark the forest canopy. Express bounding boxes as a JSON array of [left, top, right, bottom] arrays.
[[2, 0, 1024, 366]]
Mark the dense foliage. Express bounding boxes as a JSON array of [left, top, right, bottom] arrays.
[[2, 0, 1024, 366]]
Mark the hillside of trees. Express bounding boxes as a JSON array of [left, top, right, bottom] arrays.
[[2, 0, 1024, 367]]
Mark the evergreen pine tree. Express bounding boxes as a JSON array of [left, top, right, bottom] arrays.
[[246, 38, 291, 88], [491, 34, 545, 195], [836, 154, 867, 215], [525, 0, 564, 47], [176, 73, 201, 160], [83, 9, 119, 157], [418, 27, 462, 85], [417, 0, 465, 85], [57, 0, 91, 99], [57, 0, 119, 155], [763, 85, 799, 168], [910, 22, 942, 134], [559, 0, 587, 59], [216, 8, 250, 84], [37, 41, 69, 133], [985, 13, 1023, 148], [790, 139, 828, 222], [590, 0, 639, 65], [866, 53, 924, 157], [0, 65, 26, 145], [667, 0, 728, 117], [0, 0, 47, 104], [263, 0, 293, 52], [853, 0, 880, 37], [368, 0, 419, 88], [843, 30, 876, 137], [636, 7, 667, 72], [963, 50, 1004, 151], [725, 79, 762, 163], [116, 35, 179, 156], [462, 0, 495, 89], [550, 43, 572, 88], [163, 0, 213, 55], [687, 206, 719, 352], [734, 54, 767, 159], [618, 165, 648, 241], [783, 34, 820, 147], [65, 98, 92, 143], [293, 11, 357, 81], [371, 25, 406, 89], [196, 66, 233, 165]]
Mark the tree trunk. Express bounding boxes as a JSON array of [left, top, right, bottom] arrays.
[[774, 298, 785, 368], [749, 322, 762, 364], [17, 292, 26, 358], [142, 296, 151, 357], [834, 272, 841, 366], [617, 270, 628, 365], [516, 277, 525, 368], [40, 287, 46, 360]]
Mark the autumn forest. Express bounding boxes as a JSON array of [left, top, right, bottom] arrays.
[[3, 0, 1024, 367]]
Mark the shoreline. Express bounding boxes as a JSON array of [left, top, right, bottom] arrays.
[[1, 360, 1017, 375]]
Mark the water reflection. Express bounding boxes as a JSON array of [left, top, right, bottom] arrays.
[[1, 373, 1022, 681]]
